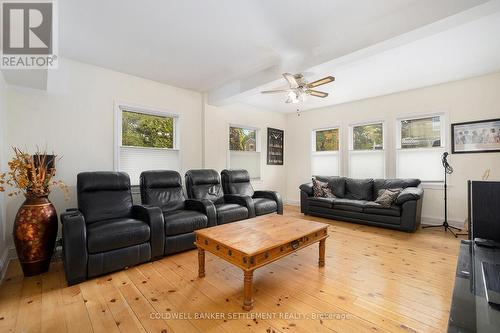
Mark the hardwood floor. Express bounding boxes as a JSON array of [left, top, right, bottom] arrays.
[[0, 205, 463, 333]]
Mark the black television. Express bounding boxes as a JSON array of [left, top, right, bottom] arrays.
[[469, 181, 500, 242]]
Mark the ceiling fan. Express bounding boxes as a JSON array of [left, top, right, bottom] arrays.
[[261, 73, 335, 104]]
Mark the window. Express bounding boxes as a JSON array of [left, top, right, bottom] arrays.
[[228, 126, 261, 179], [396, 115, 445, 182], [312, 128, 340, 176], [349, 122, 385, 178], [115, 105, 180, 185]]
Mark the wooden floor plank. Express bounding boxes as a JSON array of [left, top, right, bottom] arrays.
[[0, 261, 24, 333], [14, 274, 43, 333], [0, 205, 461, 333], [41, 262, 67, 333]]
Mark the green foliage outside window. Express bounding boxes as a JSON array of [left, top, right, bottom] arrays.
[[315, 129, 339, 151], [122, 111, 174, 149], [229, 127, 257, 151], [353, 123, 383, 150]]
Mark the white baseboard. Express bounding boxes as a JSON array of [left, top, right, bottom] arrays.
[[0, 247, 17, 281], [285, 200, 300, 206], [421, 216, 466, 229]]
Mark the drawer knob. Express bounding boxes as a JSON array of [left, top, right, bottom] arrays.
[[291, 240, 299, 250]]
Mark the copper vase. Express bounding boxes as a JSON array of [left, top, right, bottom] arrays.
[[13, 195, 58, 276]]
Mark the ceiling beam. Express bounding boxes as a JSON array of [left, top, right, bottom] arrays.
[[207, 0, 500, 106]]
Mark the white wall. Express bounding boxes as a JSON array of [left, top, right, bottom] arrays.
[[204, 102, 287, 196], [285, 71, 500, 225], [0, 71, 8, 274], [4, 58, 203, 250]]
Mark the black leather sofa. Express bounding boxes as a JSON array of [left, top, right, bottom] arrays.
[[185, 169, 255, 224], [61, 172, 164, 285], [221, 169, 283, 216], [300, 176, 424, 232], [140, 170, 216, 255]]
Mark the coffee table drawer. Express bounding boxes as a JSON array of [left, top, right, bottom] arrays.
[[246, 227, 328, 269]]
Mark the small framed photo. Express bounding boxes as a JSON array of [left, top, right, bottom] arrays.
[[452, 118, 500, 154]]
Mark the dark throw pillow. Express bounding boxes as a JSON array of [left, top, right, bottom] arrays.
[[312, 178, 335, 198], [374, 188, 402, 208]]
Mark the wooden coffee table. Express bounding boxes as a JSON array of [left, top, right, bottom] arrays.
[[194, 215, 329, 311]]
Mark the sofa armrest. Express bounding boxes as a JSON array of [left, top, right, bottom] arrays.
[[61, 209, 88, 285], [185, 199, 217, 227], [395, 187, 423, 205], [133, 205, 164, 259], [299, 183, 313, 196], [254, 191, 283, 215], [224, 194, 256, 218]]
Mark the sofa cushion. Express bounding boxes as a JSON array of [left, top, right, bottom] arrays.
[[163, 210, 208, 236], [344, 178, 374, 201], [395, 187, 424, 205], [308, 197, 335, 208], [215, 203, 248, 224], [312, 178, 334, 198], [332, 198, 370, 212], [87, 218, 150, 254], [316, 176, 345, 198], [373, 178, 420, 195], [374, 188, 402, 208], [309, 206, 401, 225], [253, 198, 277, 215], [363, 203, 401, 217]]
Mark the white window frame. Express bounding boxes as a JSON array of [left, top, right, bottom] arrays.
[[311, 126, 341, 177], [348, 121, 386, 178], [395, 113, 446, 183], [114, 101, 181, 180], [227, 124, 262, 180]]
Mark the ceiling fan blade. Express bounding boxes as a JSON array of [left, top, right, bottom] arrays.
[[283, 73, 299, 88], [306, 76, 335, 88], [307, 90, 329, 98], [261, 89, 292, 94]]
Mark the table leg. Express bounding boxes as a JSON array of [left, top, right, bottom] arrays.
[[319, 239, 326, 267], [243, 270, 254, 311], [198, 248, 205, 278]]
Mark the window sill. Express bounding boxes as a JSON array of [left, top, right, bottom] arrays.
[[421, 182, 448, 190], [121, 146, 180, 152]]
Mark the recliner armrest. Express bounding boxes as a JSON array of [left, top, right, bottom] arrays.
[[224, 194, 256, 218], [299, 183, 313, 196], [132, 205, 164, 259], [395, 187, 424, 205], [254, 191, 283, 215], [185, 199, 217, 227], [60, 209, 87, 285]]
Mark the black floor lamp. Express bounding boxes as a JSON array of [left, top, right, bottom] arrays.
[[422, 152, 461, 237]]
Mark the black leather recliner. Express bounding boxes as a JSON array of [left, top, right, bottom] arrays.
[[221, 169, 283, 216], [61, 172, 164, 285], [140, 170, 216, 255], [185, 169, 255, 224]]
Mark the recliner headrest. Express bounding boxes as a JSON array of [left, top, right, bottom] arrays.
[[140, 170, 182, 189], [77, 172, 130, 192], [221, 169, 250, 183], [185, 169, 220, 185]]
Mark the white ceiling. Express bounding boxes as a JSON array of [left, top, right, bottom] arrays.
[[238, 7, 500, 112], [59, 0, 490, 94]]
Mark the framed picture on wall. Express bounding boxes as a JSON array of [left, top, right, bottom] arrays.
[[267, 127, 284, 165], [451, 118, 500, 154]]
